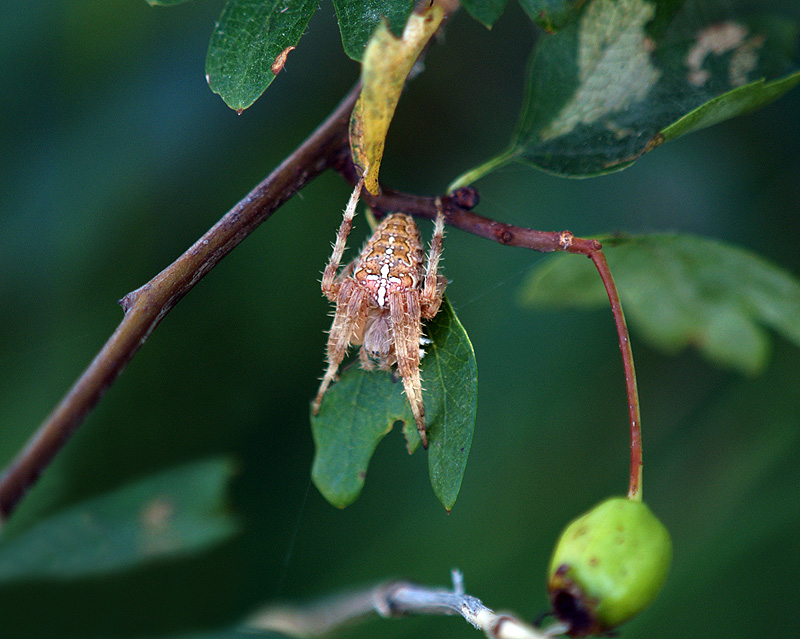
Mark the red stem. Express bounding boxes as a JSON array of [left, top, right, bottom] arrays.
[[588, 250, 643, 501]]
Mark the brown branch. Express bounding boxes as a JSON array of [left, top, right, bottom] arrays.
[[0, 84, 360, 525], [332, 158, 602, 255]]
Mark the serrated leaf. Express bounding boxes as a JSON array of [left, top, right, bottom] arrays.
[[333, 0, 415, 61], [450, 0, 800, 184], [205, 0, 318, 112], [461, 0, 510, 28], [518, 0, 585, 32], [311, 297, 477, 511], [0, 458, 238, 582], [349, 4, 444, 194], [520, 234, 800, 375]]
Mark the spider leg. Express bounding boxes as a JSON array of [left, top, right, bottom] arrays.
[[389, 289, 428, 448], [321, 177, 364, 301], [358, 346, 375, 370], [376, 349, 396, 371], [421, 199, 446, 318], [312, 281, 369, 415], [335, 260, 356, 283]]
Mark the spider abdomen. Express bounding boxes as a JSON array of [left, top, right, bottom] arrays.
[[353, 213, 425, 308]]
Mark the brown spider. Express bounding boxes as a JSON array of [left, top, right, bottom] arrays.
[[311, 184, 447, 448]]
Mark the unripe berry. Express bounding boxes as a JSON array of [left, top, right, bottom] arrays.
[[547, 497, 672, 636]]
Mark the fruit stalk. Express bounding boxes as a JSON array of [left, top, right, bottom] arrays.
[[588, 250, 643, 501]]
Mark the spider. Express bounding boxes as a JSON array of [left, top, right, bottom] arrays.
[[311, 183, 447, 448]]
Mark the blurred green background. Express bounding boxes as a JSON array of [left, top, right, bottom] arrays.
[[1, 1, 799, 637]]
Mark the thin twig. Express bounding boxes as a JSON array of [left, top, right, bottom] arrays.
[[332, 158, 602, 255], [247, 570, 568, 639], [0, 85, 360, 525]]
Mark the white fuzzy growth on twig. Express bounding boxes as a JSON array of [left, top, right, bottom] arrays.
[[247, 571, 568, 639]]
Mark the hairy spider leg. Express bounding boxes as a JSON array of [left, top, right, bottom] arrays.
[[321, 178, 363, 300], [389, 289, 428, 447], [312, 281, 369, 415], [421, 203, 446, 318]]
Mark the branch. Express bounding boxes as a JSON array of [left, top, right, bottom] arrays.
[[331, 158, 601, 256], [0, 84, 639, 525], [0, 84, 360, 525], [247, 570, 568, 639]]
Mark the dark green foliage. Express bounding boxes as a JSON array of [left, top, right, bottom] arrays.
[[460, 0, 510, 28], [453, 0, 800, 182], [333, 0, 415, 60], [521, 234, 800, 375], [146, 0, 194, 6], [517, 0, 585, 32], [0, 459, 238, 582]]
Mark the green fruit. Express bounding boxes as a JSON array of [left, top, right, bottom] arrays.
[[547, 497, 672, 636]]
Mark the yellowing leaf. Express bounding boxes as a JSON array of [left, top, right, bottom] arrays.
[[349, 4, 444, 194]]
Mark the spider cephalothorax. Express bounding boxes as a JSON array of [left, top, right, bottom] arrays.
[[312, 186, 446, 448]]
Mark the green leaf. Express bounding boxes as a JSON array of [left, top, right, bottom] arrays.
[[518, 0, 585, 32], [450, 0, 800, 183], [519, 234, 800, 375], [424, 298, 479, 511], [460, 0, 510, 28], [333, 0, 415, 61], [205, 0, 319, 112], [660, 72, 800, 143], [311, 297, 477, 511], [0, 458, 238, 582]]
